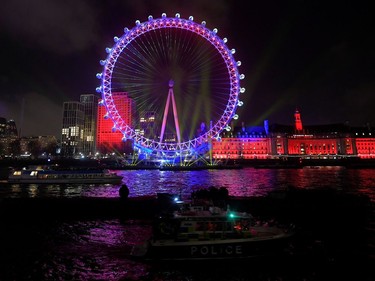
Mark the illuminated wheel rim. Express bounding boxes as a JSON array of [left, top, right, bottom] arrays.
[[97, 13, 244, 157]]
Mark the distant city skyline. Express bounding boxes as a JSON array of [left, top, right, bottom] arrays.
[[1, 0, 374, 138]]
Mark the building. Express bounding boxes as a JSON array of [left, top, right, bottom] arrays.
[[139, 111, 157, 139], [80, 94, 99, 156], [0, 118, 19, 156], [212, 123, 270, 160], [270, 123, 354, 158], [61, 101, 84, 156], [60, 94, 100, 157], [211, 109, 375, 161], [351, 126, 374, 158], [96, 92, 135, 155], [0, 117, 18, 137]]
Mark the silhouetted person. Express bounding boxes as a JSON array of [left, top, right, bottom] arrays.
[[119, 184, 129, 200]]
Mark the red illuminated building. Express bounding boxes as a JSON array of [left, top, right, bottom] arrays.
[[211, 110, 375, 161], [96, 92, 135, 155], [354, 134, 375, 158], [212, 124, 270, 159]]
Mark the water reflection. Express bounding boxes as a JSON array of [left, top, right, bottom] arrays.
[[1, 167, 375, 201], [0, 219, 153, 280], [121, 168, 289, 198], [0, 167, 374, 280]]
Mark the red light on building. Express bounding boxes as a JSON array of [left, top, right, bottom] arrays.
[[355, 138, 375, 158], [287, 138, 338, 156], [212, 136, 270, 160], [96, 92, 134, 155], [294, 109, 303, 131]]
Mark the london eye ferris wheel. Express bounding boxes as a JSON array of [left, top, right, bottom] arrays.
[[96, 13, 245, 160]]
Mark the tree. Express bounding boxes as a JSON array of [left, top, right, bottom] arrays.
[[0, 142, 5, 156], [45, 140, 58, 155], [9, 139, 21, 156], [27, 140, 42, 159]]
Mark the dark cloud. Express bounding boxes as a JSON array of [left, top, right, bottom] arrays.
[[19, 92, 63, 136], [1, 0, 98, 55], [0, 0, 374, 137], [0, 91, 62, 136], [125, 0, 230, 27]]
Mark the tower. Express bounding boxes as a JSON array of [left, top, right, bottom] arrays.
[[294, 109, 303, 131]]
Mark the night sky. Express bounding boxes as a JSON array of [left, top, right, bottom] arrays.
[[1, 0, 374, 137]]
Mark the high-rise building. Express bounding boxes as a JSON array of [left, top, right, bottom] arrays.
[[96, 92, 135, 155], [0, 118, 18, 137], [61, 101, 84, 156], [80, 94, 99, 156], [139, 111, 157, 139], [0, 117, 18, 155], [0, 117, 6, 137]]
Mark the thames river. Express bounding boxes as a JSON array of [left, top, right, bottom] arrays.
[[0, 166, 374, 280]]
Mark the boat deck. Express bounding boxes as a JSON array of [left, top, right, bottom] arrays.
[[152, 226, 291, 246]]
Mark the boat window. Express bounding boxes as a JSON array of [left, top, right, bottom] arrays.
[[30, 171, 38, 176]]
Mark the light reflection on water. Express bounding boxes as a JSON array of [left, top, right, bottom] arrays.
[[0, 167, 374, 280], [1, 167, 374, 201], [0, 219, 153, 281], [44, 220, 153, 281]]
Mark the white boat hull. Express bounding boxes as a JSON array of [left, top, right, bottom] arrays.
[[8, 167, 123, 184], [7, 177, 123, 184], [132, 226, 294, 261]]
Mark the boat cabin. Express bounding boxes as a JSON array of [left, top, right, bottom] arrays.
[[153, 201, 253, 241]]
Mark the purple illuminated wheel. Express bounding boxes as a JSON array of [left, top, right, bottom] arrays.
[[97, 13, 244, 158]]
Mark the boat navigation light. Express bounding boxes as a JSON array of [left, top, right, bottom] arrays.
[[228, 212, 236, 218]]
